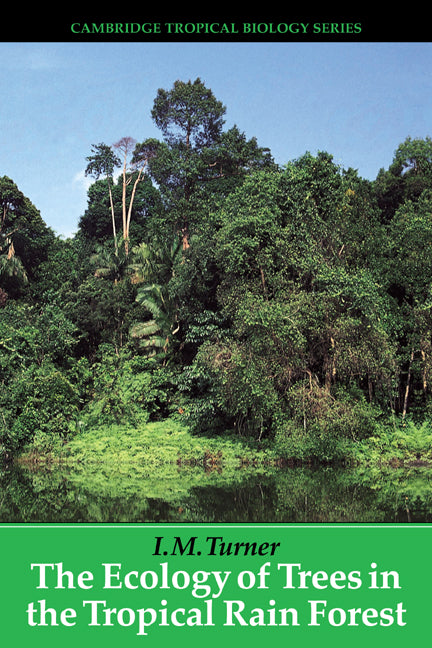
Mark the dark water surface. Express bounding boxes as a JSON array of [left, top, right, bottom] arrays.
[[1, 461, 432, 523]]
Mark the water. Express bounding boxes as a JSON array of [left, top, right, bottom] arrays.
[[2, 460, 432, 523]]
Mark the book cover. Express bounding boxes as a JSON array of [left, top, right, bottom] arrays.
[[0, 9, 430, 648]]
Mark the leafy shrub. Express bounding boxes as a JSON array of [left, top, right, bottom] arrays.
[[274, 382, 380, 462], [177, 339, 283, 438], [82, 345, 177, 427], [1, 361, 80, 453], [357, 418, 432, 463]]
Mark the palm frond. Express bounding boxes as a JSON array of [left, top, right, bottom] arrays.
[[130, 320, 161, 338]]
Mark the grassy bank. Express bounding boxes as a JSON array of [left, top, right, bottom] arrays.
[[17, 416, 432, 471], [352, 419, 432, 467], [18, 419, 280, 470]]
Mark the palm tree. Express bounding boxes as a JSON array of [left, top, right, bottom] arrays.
[[129, 236, 182, 362], [129, 236, 181, 285], [131, 283, 180, 360], [0, 236, 28, 285], [90, 238, 130, 284]]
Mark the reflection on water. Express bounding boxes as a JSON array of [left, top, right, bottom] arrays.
[[1, 461, 432, 523]]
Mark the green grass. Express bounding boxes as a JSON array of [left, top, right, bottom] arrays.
[[20, 418, 278, 470], [353, 418, 432, 466], [19, 414, 432, 472]]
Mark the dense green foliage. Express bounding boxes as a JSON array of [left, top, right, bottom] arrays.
[[2, 78, 432, 465]]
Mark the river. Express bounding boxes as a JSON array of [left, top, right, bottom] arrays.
[[1, 460, 432, 523]]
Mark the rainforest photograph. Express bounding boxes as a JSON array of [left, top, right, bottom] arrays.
[[1, 41, 432, 523]]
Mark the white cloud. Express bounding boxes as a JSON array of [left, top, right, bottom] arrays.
[[73, 169, 93, 192], [0, 43, 64, 71]]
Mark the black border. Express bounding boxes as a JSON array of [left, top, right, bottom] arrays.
[[2, 11, 428, 43]]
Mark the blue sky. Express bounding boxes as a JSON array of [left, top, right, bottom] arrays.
[[0, 41, 431, 238]]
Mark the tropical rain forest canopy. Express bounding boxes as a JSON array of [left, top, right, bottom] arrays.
[[2, 77, 432, 464]]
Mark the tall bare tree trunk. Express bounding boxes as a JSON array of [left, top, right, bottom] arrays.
[[108, 182, 118, 256]]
